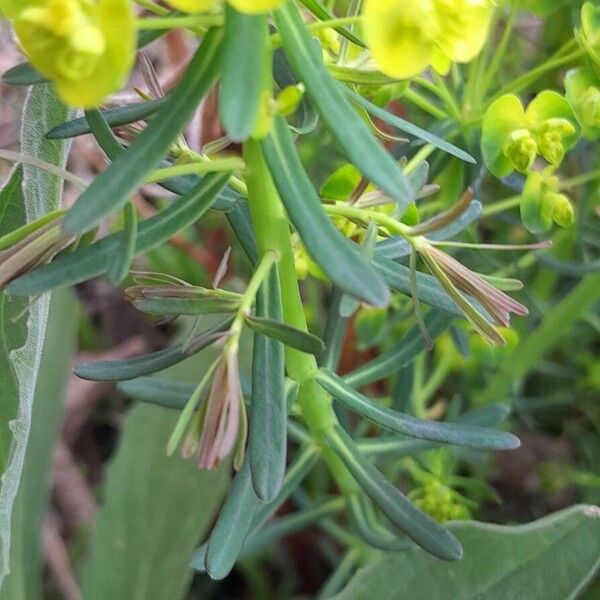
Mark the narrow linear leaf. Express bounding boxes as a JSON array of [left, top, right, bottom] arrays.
[[205, 461, 264, 580], [345, 89, 476, 164], [344, 311, 454, 387], [262, 115, 389, 307], [332, 505, 600, 600], [132, 297, 239, 316], [327, 425, 463, 561], [244, 314, 325, 356], [219, 7, 267, 141], [249, 268, 287, 502], [63, 29, 223, 234], [47, 98, 168, 140], [74, 319, 231, 381], [317, 369, 520, 450], [273, 3, 413, 208], [117, 377, 195, 409], [7, 172, 229, 297], [107, 202, 138, 284], [1, 62, 48, 86], [298, 0, 365, 47]]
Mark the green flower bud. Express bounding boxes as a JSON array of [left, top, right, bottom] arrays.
[[579, 86, 600, 128], [547, 192, 575, 228], [502, 128, 538, 173], [536, 118, 576, 165], [276, 84, 305, 117]]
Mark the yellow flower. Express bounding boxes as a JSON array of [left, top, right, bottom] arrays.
[[164, 0, 283, 14], [8, 0, 135, 108], [363, 0, 440, 79], [433, 0, 493, 64], [163, 0, 218, 12], [227, 0, 284, 14], [363, 0, 493, 79]]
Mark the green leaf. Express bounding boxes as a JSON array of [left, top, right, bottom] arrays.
[[332, 505, 600, 600], [298, 0, 366, 47], [7, 172, 230, 297], [0, 168, 26, 474], [262, 115, 389, 307], [47, 98, 168, 140], [0, 84, 72, 591], [117, 377, 194, 410], [249, 268, 286, 502], [344, 311, 454, 387], [63, 29, 223, 235], [204, 461, 264, 580], [0, 289, 77, 600], [132, 296, 239, 316], [345, 89, 476, 164], [273, 3, 413, 209], [327, 426, 463, 561], [0, 62, 48, 86], [74, 318, 232, 381], [244, 314, 325, 355], [81, 359, 229, 599], [219, 7, 268, 141], [316, 369, 519, 450], [107, 202, 138, 284]]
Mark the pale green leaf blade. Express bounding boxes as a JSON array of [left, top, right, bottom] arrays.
[[332, 505, 600, 600]]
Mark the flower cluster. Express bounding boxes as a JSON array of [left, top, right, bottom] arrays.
[[1, 0, 136, 108], [363, 0, 494, 79]]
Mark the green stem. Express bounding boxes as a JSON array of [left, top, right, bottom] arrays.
[[146, 157, 245, 183], [482, 194, 521, 216], [135, 14, 223, 30], [243, 139, 358, 493], [559, 167, 600, 189], [403, 88, 448, 120]]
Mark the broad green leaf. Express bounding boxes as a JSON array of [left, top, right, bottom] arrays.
[[317, 369, 519, 450], [47, 98, 168, 140], [117, 377, 194, 410], [204, 461, 263, 580], [244, 314, 325, 355], [344, 311, 454, 387], [249, 268, 286, 502], [332, 505, 600, 600], [81, 364, 229, 599], [345, 89, 476, 164], [63, 29, 223, 235], [74, 318, 232, 381], [0, 84, 72, 591], [7, 172, 230, 297], [0, 168, 26, 474], [327, 426, 463, 561], [219, 7, 268, 141], [273, 3, 414, 209], [0, 289, 77, 600], [262, 115, 390, 307]]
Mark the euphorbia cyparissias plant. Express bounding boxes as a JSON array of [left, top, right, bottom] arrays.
[[1, 0, 592, 589]]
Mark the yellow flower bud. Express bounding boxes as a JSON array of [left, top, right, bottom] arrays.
[[535, 118, 577, 165]]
